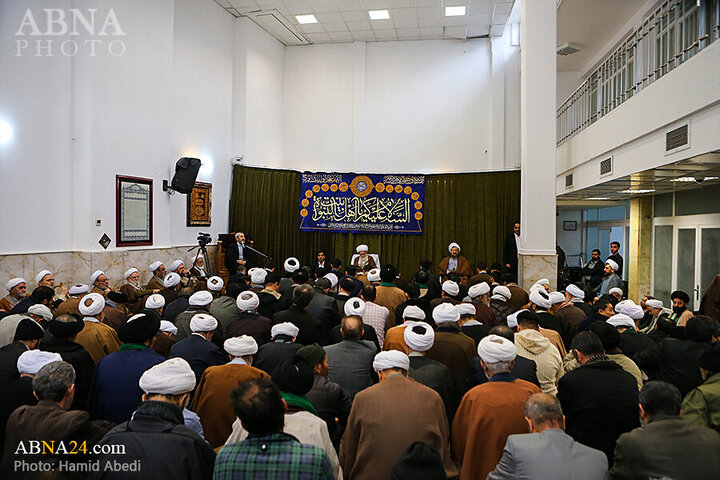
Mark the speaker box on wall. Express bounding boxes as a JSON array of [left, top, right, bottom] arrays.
[[170, 157, 201, 194]]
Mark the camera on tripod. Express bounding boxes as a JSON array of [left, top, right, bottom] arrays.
[[197, 232, 212, 247]]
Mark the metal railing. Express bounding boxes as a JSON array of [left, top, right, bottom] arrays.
[[557, 0, 719, 147]]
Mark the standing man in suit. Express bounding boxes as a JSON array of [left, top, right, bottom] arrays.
[[225, 232, 252, 275], [487, 393, 607, 480], [581, 249, 605, 292], [504, 222, 520, 276], [608, 241, 624, 279]]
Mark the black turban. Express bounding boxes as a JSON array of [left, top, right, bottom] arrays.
[[117, 311, 160, 344], [296, 344, 325, 366], [272, 356, 314, 395], [339, 276, 355, 293], [49, 315, 85, 338], [14, 318, 45, 341], [390, 441, 447, 480], [671, 290, 690, 303], [107, 291, 129, 304]]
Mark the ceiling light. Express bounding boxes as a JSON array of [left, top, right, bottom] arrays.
[[671, 176, 719, 182], [368, 10, 390, 20], [445, 6, 466, 16], [587, 197, 611, 200], [0, 119, 13, 145], [296, 14, 317, 24], [619, 189, 655, 194]]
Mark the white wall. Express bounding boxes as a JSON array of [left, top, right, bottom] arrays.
[[557, 70, 580, 108]]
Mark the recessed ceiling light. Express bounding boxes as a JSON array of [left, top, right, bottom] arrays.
[[587, 197, 611, 200], [296, 14, 318, 24], [671, 176, 719, 182], [445, 6, 466, 16], [619, 189, 655, 194], [368, 10, 390, 20]]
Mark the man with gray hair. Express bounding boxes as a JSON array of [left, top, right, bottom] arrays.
[[487, 393, 607, 479], [1, 361, 112, 474]]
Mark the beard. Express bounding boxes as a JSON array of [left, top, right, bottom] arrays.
[[672, 305, 686, 315]]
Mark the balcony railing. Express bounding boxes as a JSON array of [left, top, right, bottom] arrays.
[[557, 0, 719, 147]]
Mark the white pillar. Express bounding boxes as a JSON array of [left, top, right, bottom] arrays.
[[518, 0, 557, 289]]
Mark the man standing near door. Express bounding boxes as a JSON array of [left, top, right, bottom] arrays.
[[608, 242, 623, 279], [504, 222, 521, 276]]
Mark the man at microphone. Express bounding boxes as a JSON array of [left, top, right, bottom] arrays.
[[225, 232, 254, 275]]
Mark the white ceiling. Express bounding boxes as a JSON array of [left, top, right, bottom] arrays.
[[213, 0, 515, 43], [556, 0, 646, 72]]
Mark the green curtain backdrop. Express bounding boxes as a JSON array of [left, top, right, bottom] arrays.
[[228, 165, 520, 277]]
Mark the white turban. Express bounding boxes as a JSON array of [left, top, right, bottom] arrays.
[[456, 303, 476, 316], [493, 286, 512, 300], [225, 335, 258, 356], [609, 287, 623, 296], [35, 270, 52, 284], [90, 270, 105, 285], [606, 259, 619, 272], [433, 302, 461, 324], [646, 299, 663, 309], [79, 293, 105, 316], [28, 304, 53, 322], [17, 350, 62, 375], [284, 257, 300, 273], [373, 350, 410, 372], [250, 269, 267, 286], [506, 309, 527, 329], [236, 291, 260, 312], [529, 288, 552, 309], [404, 322, 435, 352], [536, 278, 550, 286], [163, 273, 181, 288], [549, 292, 565, 305], [169, 260, 184, 272], [478, 334, 517, 363], [189, 313, 218, 332], [207, 276, 224, 292], [5, 278, 26, 291], [344, 297, 366, 317], [442, 280, 459, 297], [189, 290, 213, 307], [448, 242, 460, 253], [271, 322, 300, 338], [468, 282, 490, 299], [566, 284, 585, 300], [68, 284, 89, 296], [149, 261, 163, 272], [356, 244, 369, 253], [323, 273, 338, 288], [402, 305, 426, 321], [145, 294, 165, 309], [607, 313, 636, 330], [139, 358, 196, 394], [159, 320, 177, 335], [124, 268, 139, 279], [367, 268, 381, 283], [624, 304, 645, 321], [615, 300, 633, 314]]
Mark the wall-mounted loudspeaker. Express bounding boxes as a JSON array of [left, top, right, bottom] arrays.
[[163, 157, 201, 194]]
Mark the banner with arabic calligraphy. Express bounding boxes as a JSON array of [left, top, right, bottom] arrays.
[[299, 172, 425, 234]]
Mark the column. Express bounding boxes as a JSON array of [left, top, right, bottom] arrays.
[[628, 197, 653, 301], [517, 0, 558, 289]]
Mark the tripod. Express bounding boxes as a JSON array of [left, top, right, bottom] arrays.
[[188, 243, 212, 276]]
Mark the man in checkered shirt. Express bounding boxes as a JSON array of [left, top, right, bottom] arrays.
[[214, 378, 335, 480]]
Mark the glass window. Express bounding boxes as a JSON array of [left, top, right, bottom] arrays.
[[587, 227, 599, 257], [585, 208, 598, 221], [654, 193, 673, 217], [598, 206, 626, 221], [701, 228, 720, 296], [654, 226, 673, 302], [675, 184, 720, 215], [677, 228, 696, 306]]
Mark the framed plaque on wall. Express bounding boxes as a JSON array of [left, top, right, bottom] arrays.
[[187, 181, 212, 226], [116, 175, 153, 246]]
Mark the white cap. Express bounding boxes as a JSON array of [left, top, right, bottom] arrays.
[[456, 303, 476, 316], [535, 278, 550, 286], [529, 288, 552, 309], [367, 268, 381, 283], [271, 322, 300, 338], [566, 284, 585, 300], [79, 293, 105, 316], [478, 334, 517, 363], [35, 270, 52, 284], [5, 278, 26, 291], [224, 335, 258, 356], [468, 282, 490, 299], [139, 358, 196, 394], [159, 321, 177, 335], [404, 322, 434, 352], [606, 259, 619, 272], [615, 300, 633, 314], [207, 276, 224, 292], [27, 304, 53, 322], [149, 261, 163, 272], [609, 287, 623, 296], [90, 270, 105, 285], [323, 273, 338, 288], [145, 294, 165, 309], [344, 297, 366, 316], [442, 280, 460, 297], [356, 244, 369, 253], [17, 350, 62, 375], [124, 268, 139, 279], [624, 304, 645, 321], [68, 284, 89, 296], [189, 313, 218, 332], [373, 350, 410, 372], [169, 260, 184, 272], [189, 290, 213, 307], [236, 291, 260, 312], [607, 313, 636, 330], [433, 303, 461, 324], [548, 292, 566, 305], [163, 273, 181, 288], [493, 286, 511, 300], [402, 305, 426, 321], [448, 242, 460, 253], [646, 299, 663, 309], [284, 257, 300, 273], [250, 269, 267, 286], [506, 309, 527, 329]]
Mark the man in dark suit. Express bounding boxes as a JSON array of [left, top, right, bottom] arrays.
[[488, 393, 608, 480], [273, 284, 322, 346], [224, 232, 253, 275], [169, 313, 226, 383], [581, 249, 605, 291], [610, 381, 720, 480], [608, 241, 624, 279], [503, 222, 520, 276], [0, 318, 44, 384], [307, 278, 341, 345], [324, 316, 377, 399]]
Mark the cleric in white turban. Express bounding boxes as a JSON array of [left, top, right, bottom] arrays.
[[468, 282, 490, 300], [548, 291, 566, 306], [367, 268, 381, 283], [284, 257, 300, 273], [477, 334, 517, 364], [139, 357, 196, 395], [373, 350, 410, 373], [250, 269, 267, 287], [190, 313, 218, 333], [169, 260, 184, 273], [605, 259, 619, 273], [68, 284, 89, 296], [159, 320, 178, 336], [442, 280, 460, 298], [236, 291, 260, 312], [491, 286, 511, 302], [35, 270, 52, 285], [27, 304, 53, 322], [402, 305, 425, 322], [79, 292, 105, 318], [404, 322, 435, 352], [433, 302, 461, 325], [529, 288, 552, 310], [344, 297, 366, 317], [145, 294, 165, 311], [207, 276, 224, 293], [271, 322, 299, 339], [224, 335, 258, 359], [163, 273, 181, 289], [438, 242, 472, 279], [607, 313, 636, 331], [189, 290, 213, 307], [17, 350, 62, 375], [324, 273, 338, 289], [566, 284, 585, 300]]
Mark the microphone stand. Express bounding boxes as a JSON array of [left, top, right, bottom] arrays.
[[244, 243, 272, 267]]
